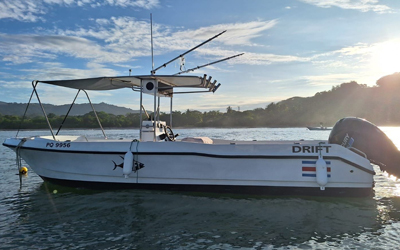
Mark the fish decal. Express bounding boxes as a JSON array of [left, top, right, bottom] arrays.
[[112, 156, 124, 170], [112, 156, 145, 172], [133, 161, 145, 172]]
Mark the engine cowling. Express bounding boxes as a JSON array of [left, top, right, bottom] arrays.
[[328, 117, 400, 177]]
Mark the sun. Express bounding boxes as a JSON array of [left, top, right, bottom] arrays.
[[372, 40, 400, 75]]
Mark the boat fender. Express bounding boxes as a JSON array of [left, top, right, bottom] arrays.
[[123, 151, 134, 178], [316, 155, 328, 190], [19, 166, 28, 175]]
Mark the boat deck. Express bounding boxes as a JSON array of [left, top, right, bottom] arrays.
[[34, 135, 326, 145]]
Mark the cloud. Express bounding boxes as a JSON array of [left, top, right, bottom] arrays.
[[306, 40, 400, 86], [0, 79, 31, 89], [299, 0, 392, 13], [0, 0, 160, 22], [20, 62, 120, 80], [0, 33, 132, 65], [0, 61, 121, 104], [166, 20, 278, 47], [308, 43, 372, 70], [0, 0, 44, 22], [301, 73, 361, 86], [61, 17, 278, 54], [101, 0, 159, 9], [313, 39, 400, 67], [148, 19, 305, 66], [59, 17, 153, 58], [0, 16, 292, 80], [55, 17, 286, 65], [192, 48, 310, 66]]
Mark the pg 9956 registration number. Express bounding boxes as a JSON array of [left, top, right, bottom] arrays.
[[46, 142, 71, 148]]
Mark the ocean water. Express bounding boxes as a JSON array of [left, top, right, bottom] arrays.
[[1, 127, 400, 249]]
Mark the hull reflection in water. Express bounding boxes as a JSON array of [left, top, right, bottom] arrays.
[[2, 183, 399, 249], [2, 128, 400, 249]]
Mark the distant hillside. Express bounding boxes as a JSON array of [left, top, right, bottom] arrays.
[[0, 102, 138, 117], [257, 72, 400, 127], [2, 72, 400, 129]]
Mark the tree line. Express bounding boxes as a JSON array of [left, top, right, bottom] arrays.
[[0, 109, 261, 129], [2, 72, 400, 129]]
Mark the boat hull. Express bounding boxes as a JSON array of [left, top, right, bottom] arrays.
[[40, 176, 373, 197], [3, 136, 375, 197], [307, 127, 332, 131]]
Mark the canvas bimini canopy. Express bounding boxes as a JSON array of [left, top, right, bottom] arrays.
[[19, 74, 221, 141], [38, 75, 221, 95]]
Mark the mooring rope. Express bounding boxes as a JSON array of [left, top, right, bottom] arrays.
[[16, 138, 27, 170], [127, 139, 140, 182], [15, 138, 27, 188], [134, 140, 140, 183]]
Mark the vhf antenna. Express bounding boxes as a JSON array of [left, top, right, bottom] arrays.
[[151, 30, 227, 75], [150, 13, 154, 74], [174, 53, 244, 75]]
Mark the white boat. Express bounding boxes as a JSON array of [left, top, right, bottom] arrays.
[[4, 73, 400, 197], [3, 30, 400, 197], [307, 126, 332, 131], [307, 122, 332, 131]]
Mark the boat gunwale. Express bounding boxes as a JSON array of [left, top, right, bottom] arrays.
[[2, 142, 376, 176]]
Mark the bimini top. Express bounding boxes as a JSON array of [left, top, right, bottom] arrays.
[[37, 75, 221, 96]]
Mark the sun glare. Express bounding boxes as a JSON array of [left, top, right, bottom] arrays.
[[380, 127, 400, 149], [373, 40, 400, 75]]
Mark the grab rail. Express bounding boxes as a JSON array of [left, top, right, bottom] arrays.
[[348, 147, 368, 159]]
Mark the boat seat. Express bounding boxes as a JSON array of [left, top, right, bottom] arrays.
[[73, 135, 89, 142], [181, 137, 213, 144]]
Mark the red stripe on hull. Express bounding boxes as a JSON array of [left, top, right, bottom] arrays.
[[302, 167, 331, 172]]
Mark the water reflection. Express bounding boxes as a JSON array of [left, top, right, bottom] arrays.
[[2, 183, 400, 249], [2, 128, 400, 249]]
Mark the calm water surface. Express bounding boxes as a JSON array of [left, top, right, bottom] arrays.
[[1, 127, 400, 249]]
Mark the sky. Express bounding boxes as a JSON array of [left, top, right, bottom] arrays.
[[1, 0, 400, 113]]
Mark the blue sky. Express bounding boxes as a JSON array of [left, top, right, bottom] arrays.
[[1, 0, 400, 112]]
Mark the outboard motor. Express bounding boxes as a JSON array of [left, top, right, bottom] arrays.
[[329, 117, 400, 178]]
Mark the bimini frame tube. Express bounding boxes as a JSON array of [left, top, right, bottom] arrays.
[[157, 95, 161, 123], [56, 89, 81, 135], [170, 95, 173, 127], [16, 81, 37, 138], [139, 80, 143, 141], [82, 90, 107, 139], [32, 81, 56, 140]]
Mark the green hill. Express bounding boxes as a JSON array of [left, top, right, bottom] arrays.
[[0, 102, 138, 117], [260, 72, 400, 127], [1, 72, 400, 129]]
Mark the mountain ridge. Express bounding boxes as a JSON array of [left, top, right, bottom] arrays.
[[0, 102, 138, 116], [2, 72, 400, 128]]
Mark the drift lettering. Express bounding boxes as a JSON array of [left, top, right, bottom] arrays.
[[292, 145, 331, 153]]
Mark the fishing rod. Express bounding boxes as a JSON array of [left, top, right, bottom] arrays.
[[174, 53, 244, 75], [151, 30, 227, 75]]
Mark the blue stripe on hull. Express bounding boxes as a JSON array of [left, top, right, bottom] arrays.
[[302, 174, 331, 177]]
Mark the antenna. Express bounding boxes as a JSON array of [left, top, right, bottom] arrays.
[[174, 53, 244, 75], [151, 30, 227, 75], [150, 13, 154, 74]]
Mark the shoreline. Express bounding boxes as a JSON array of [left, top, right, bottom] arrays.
[[1, 125, 399, 132]]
